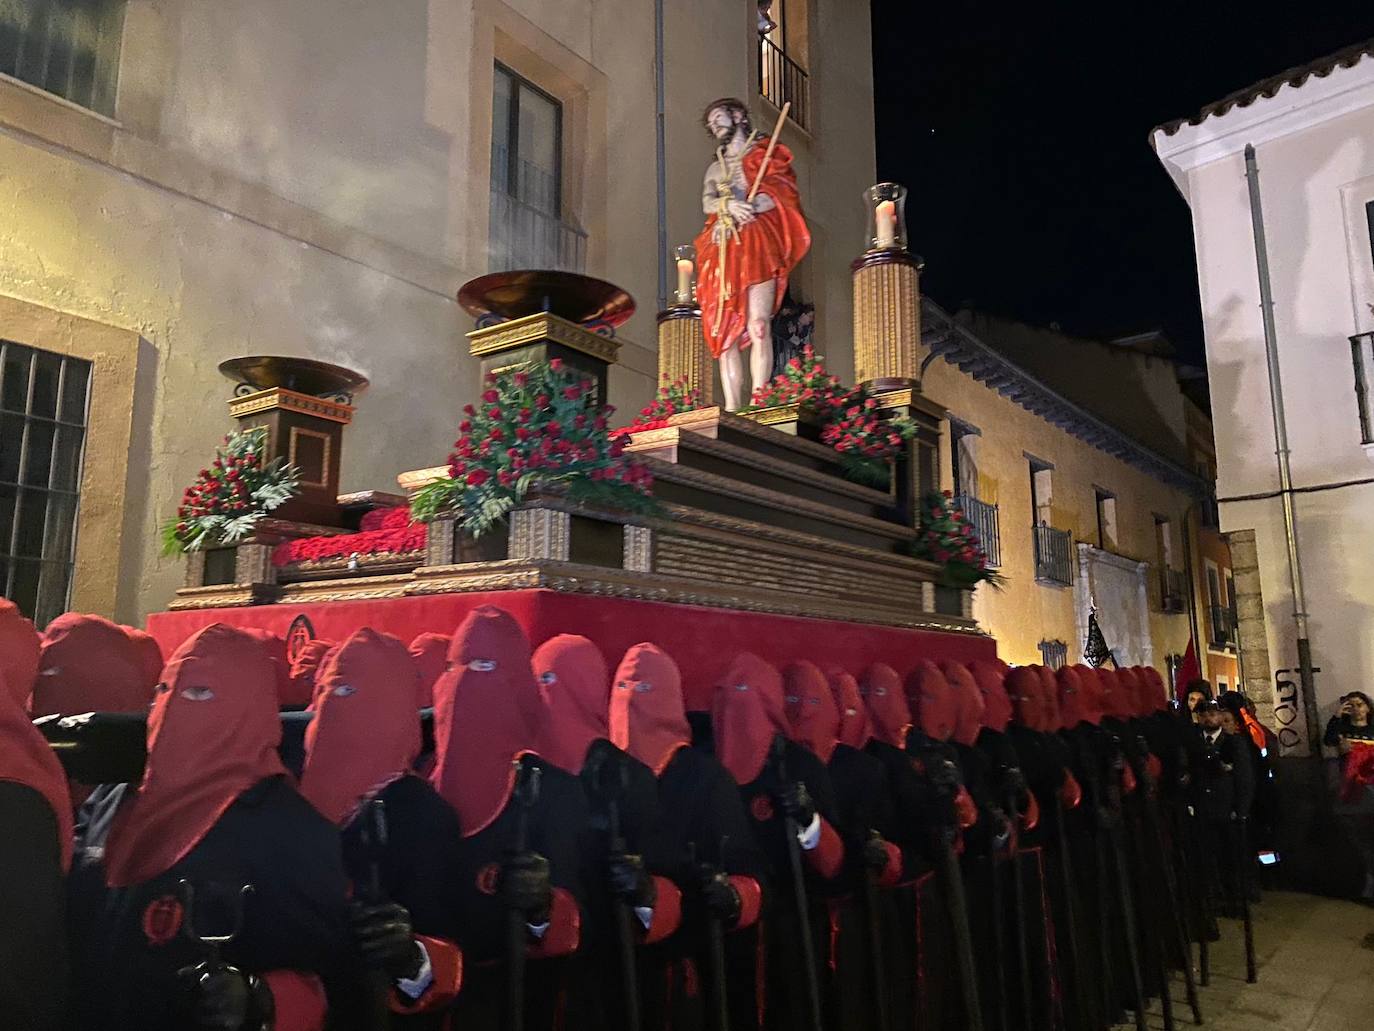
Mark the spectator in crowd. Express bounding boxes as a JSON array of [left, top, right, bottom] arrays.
[[1193, 699, 1255, 917], [1184, 680, 1212, 723], [1324, 692, 1374, 903]]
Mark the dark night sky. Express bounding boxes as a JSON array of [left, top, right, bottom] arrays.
[[871, 4, 1374, 362]]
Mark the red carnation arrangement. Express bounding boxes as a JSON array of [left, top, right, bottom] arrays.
[[746, 346, 916, 487], [616, 376, 707, 435], [910, 491, 1004, 589], [162, 427, 300, 554], [411, 360, 656, 538]]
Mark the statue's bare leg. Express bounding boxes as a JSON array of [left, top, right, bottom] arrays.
[[745, 280, 777, 397], [719, 340, 746, 411]]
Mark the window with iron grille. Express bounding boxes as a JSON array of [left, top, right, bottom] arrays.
[[0, 1, 126, 117], [489, 63, 585, 272], [757, 0, 809, 130], [0, 340, 90, 626], [1038, 640, 1068, 671]]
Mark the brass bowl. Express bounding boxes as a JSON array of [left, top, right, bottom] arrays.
[[218, 356, 369, 398], [457, 270, 636, 330]]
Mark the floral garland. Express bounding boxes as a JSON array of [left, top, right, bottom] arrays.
[[615, 376, 707, 435], [411, 360, 656, 539], [910, 491, 1005, 589], [745, 345, 916, 487], [162, 427, 300, 554], [271, 507, 428, 567]]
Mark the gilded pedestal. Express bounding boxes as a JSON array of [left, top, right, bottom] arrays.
[[467, 312, 621, 408], [852, 249, 923, 392], [656, 305, 713, 405]]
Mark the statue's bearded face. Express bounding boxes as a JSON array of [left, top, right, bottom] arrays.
[[707, 106, 739, 142]]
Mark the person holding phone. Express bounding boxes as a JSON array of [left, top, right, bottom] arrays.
[[1325, 692, 1374, 903]]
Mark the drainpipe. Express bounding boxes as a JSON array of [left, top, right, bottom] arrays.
[[1244, 143, 1320, 753], [653, 0, 668, 312]]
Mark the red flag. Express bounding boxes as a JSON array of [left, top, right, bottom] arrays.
[[1174, 639, 1201, 700]]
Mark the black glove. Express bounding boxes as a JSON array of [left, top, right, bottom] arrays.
[[863, 832, 893, 873], [350, 901, 423, 980], [608, 852, 657, 909], [696, 865, 742, 926], [501, 851, 553, 924], [927, 757, 961, 794], [776, 781, 816, 828], [176, 963, 250, 1031]]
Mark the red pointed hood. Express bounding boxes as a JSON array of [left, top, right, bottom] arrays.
[[300, 630, 421, 826], [531, 635, 610, 775], [105, 624, 286, 887], [408, 633, 450, 708], [1035, 666, 1064, 731], [285, 639, 335, 711], [827, 668, 872, 749], [782, 661, 840, 764], [0, 601, 71, 870], [1139, 667, 1169, 713], [33, 613, 153, 718], [431, 606, 540, 836], [860, 663, 911, 748], [124, 628, 166, 691], [238, 628, 297, 707], [711, 653, 787, 784], [970, 660, 1014, 732], [1112, 668, 1143, 719], [1057, 666, 1097, 727], [1094, 668, 1132, 720], [906, 661, 958, 742], [1004, 666, 1047, 731], [611, 643, 690, 775], [940, 662, 986, 745]]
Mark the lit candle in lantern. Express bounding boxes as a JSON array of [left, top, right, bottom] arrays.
[[676, 256, 694, 300], [875, 200, 897, 249]]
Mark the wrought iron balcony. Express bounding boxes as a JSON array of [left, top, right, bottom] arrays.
[[954, 494, 1001, 569], [759, 36, 810, 131], [1033, 523, 1073, 587], [1210, 604, 1237, 648], [488, 190, 587, 273], [1157, 567, 1187, 614]]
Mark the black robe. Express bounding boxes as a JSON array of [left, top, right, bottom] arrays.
[[445, 754, 599, 1031], [0, 782, 68, 1031], [735, 738, 842, 1031], [67, 775, 352, 1031], [641, 745, 772, 1031], [328, 774, 466, 1030]]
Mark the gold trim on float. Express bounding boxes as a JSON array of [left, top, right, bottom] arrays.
[[466, 312, 622, 364], [228, 387, 355, 424]]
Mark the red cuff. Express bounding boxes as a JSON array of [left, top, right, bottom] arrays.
[[1146, 754, 1163, 784], [261, 971, 327, 1031], [804, 818, 845, 880], [529, 887, 581, 958], [1020, 792, 1040, 833], [877, 840, 904, 888], [727, 875, 763, 930], [643, 877, 682, 945], [1059, 771, 1083, 810], [1120, 763, 1138, 796], [954, 786, 978, 830], [390, 936, 462, 1015]]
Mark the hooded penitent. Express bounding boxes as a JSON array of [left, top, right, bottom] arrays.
[[299, 629, 422, 827], [285, 639, 335, 711], [1138, 667, 1169, 714], [969, 660, 1014, 732], [1056, 666, 1095, 728], [782, 661, 840, 764], [939, 661, 986, 746], [860, 663, 911, 749], [531, 634, 610, 775], [0, 601, 72, 870], [104, 623, 287, 888], [711, 652, 788, 784], [1004, 666, 1048, 732], [33, 613, 154, 718], [124, 627, 166, 691], [1097, 668, 1133, 720], [1112, 668, 1143, 719], [906, 661, 958, 743], [610, 643, 690, 776], [827, 668, 873, 749], [238, 627, 298, 708], [409, 633, 450, 709], [1034, 665, 1064, 732], [430, 606, 541, 837]]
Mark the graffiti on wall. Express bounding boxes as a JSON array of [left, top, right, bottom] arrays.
[[1273, 668, 1309, 756]]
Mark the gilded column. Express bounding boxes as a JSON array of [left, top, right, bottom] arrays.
[[656, 305, 714, 405], [852, 249, 923, 392]]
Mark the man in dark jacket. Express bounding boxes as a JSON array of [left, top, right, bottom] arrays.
[[1193, 700, 1255, 918]]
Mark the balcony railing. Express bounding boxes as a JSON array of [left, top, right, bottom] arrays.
[[758, 36, 810, 131], [1033, 523, 1073, 587], [1210, 604, 1237, 648], [1157, 567, 1187, 613], [1352, 332, 1373, 445], [488, 190, 587, 273], [955, 494, 1001, 569]]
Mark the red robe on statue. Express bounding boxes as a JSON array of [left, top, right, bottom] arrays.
[[694, 139, 810, 358]]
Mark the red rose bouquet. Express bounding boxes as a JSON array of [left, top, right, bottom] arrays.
[[411, 360, 656, 538], [161, 426, 300, 554], [617, 375, 707, 434], [910, 491, 1005, 589]]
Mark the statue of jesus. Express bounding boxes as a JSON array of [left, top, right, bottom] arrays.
[[693, 98, 811, 411]]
